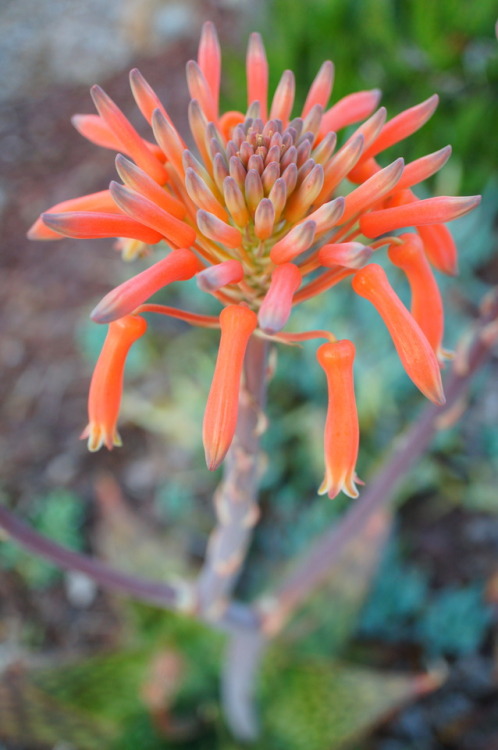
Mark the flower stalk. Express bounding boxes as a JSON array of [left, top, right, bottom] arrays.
[[197, 334, 269, 620]]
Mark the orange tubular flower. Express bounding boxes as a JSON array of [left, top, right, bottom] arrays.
[[203, 306, 258, 471], [91, 248, 202, 323], [352, 264, 445, 404], [29, 22, 480, 497], [82, 315, 147, 451], [317, 341, 359, 500], [388, 233, 445, 358]]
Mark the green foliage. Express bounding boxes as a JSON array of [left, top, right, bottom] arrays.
[[417, 584, 493, 657], [262, 653, 431, 750], [358, 538, 493, 657]]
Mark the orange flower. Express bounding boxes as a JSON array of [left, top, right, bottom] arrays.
[[29, 22, 480, 497], [91, 248, 202, 323], [81, 315, 147, 451], [352, 264, 445, 404], [203, 305, 258, 470], [317, 341, 360, 500], [388, 233, 445, 358]]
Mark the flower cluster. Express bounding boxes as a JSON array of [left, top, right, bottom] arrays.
[[29, 23, 480, 499]]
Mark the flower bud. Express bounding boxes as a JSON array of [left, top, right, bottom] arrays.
[[258, 263, 301, 334], [91, 249, 201, 323]]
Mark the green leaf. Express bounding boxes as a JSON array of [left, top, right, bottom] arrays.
[[283, 509, 393, 656], [0, 670, 115, 748], [262, 653, 441, 750]]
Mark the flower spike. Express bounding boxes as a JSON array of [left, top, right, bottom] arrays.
[[317, 340, 360, 500], [352, 264, 445, 404], [28, 24, 479, 505], [203, 305, 258, 470], [388, 233, 445, 358], [82, 315, 147, 452], [91, 249, 202, 324]]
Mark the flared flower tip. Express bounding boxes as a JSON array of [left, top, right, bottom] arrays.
[[317, 340, 360, 500], [203, 305, 258, 471], [82, 315, 148, 452], [81, 422, 123, 453]]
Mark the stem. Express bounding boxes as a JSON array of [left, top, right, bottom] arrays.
[[196, 335, 269, 620], [0, 503, 260, 633], [221, 629, 267, 741], [258, 290, 498, 635]]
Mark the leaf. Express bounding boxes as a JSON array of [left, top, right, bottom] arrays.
[[262, 655, 443, 750], [284, 508, 393, 656], [0, 668, 115, 748]]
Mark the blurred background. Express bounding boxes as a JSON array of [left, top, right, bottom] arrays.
[[1, 0, 498, 748]]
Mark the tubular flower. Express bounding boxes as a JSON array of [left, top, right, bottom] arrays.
[[352, 264, 445, 405], [317, 341, 360, 500], [82, 315, 148, 452], [203, 305, 258, 470], [29, 23, 480, 497], [388, 233, 445, 359]]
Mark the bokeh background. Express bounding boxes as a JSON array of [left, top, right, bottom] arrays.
[[1, 1, 498, 748]]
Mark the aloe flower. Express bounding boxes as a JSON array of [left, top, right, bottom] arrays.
[[29, 22, 480, 499]]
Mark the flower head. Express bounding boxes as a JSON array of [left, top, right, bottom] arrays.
[[29, 23, 480, 497]]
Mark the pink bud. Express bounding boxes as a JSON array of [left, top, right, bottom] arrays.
[[258, 263, 302, 334], [270, 220, 317, 264], [197, 209, 243, 249], [319, 242, 372, 269], [196, 260, 244, 292]]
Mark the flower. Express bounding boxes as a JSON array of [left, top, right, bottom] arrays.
[[29, 22, 480, 497], [81, 315, 147, 452]]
